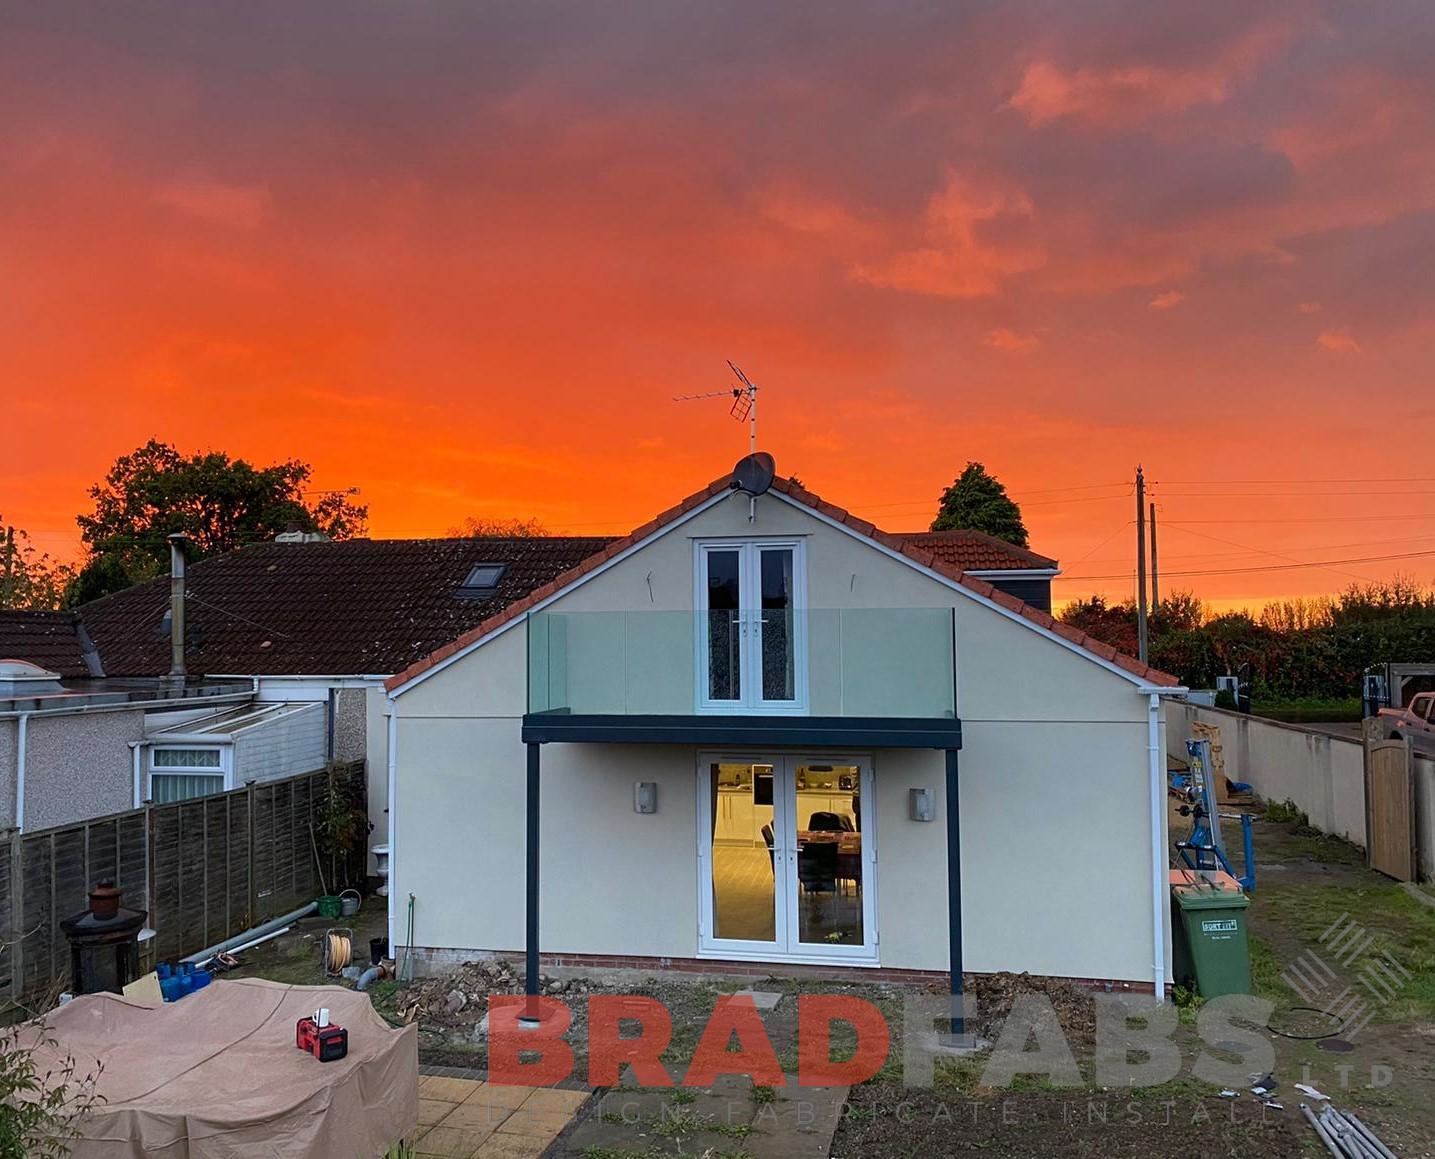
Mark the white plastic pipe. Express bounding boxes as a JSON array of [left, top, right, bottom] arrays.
[[14, 712, 28, 831], [386, 704, 398, 955], [181, 902, 317, 965], [1148, 692, 1167, 1001]]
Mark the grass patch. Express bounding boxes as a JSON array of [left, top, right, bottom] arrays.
[[1262, 799, 1308, 826], [1252, 697, 1361, 722], [668, 1088, 696, 1106], [1255, 884, 1435, 1020], [748, 1084, 778, 1104], [1128, 1076, 1220, 1100], [1248, 934, 1298, 1006]]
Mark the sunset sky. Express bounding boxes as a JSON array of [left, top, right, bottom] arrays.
[[4, 3, 1433, 611]]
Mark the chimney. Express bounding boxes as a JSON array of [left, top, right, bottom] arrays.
[[167, 533, 187, 681]]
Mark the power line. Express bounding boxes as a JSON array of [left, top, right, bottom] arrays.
[[1157, 522, 1371, 584], [1155, 476, 1435, 485], [1063, 547, 1435, 582], [1075, 531, 1435, 567]]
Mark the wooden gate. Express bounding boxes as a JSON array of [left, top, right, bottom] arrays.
[[1365, 738, 1417, 881]]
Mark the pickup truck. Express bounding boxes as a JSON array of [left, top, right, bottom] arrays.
[[1379, 692, 1435, 754]]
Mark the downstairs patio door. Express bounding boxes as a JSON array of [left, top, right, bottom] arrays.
[[698, 754, 876, 964]]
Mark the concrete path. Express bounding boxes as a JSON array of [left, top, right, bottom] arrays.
[[415, 1073, 590, 1158], [555, 1073, 850, 1158]]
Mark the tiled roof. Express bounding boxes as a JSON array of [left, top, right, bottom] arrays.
[[386, 475, 1179, 692], [0, 611, 101, 678], [894, 529, 1057, 572], [76, 537, 613, 677]]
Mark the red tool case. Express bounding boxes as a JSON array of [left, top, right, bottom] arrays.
[[295, 1016, 348, 1062]]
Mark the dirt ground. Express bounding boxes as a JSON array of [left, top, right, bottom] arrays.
[[226, 805, 1434, 1159]]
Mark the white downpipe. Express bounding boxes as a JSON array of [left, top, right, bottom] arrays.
[[130, 742, 143, 808], [14, 713, 29, 832], [385, 703, 398, 955], [1148, 692, 1167, 1001]]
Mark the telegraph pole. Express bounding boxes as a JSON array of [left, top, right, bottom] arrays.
[[1149, 501, 1159, 611], [2, 526, 13, 609], [1135, 469, 1149, 663]]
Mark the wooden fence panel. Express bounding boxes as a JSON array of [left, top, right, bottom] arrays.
[[0, 840, 12, 998], [1366, 739, 1417, 881], [1, 762, 364, 1012]]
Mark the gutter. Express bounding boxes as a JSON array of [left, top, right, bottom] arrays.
[[0, 680, 257, 722], [964, 567, 1062, 580]]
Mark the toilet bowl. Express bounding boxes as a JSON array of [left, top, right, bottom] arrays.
[[371, 843, 390, 896]]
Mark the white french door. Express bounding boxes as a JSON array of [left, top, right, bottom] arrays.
[[697, 754, 876, 964], [696, 540, 806, 714]]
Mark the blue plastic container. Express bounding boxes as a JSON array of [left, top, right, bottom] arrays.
[[159, 976, 181, 1002], [192, 969, 211, 990], [156, 962, 172, 981]]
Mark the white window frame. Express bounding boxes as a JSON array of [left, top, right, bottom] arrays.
[[693, 538, 808, 716], [695, 751, 878, 966], [146, 744, 233, 803]]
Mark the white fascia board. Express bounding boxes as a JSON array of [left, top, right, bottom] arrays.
[[388, 489, 733, 698], [776, 492, 1166, 693], [964, 568, 1062, 579]]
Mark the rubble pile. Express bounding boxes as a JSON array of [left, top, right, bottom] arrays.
[[395, 958, 597, 1025]]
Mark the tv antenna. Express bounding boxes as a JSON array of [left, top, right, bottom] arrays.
[[673, 360, 759, 453]]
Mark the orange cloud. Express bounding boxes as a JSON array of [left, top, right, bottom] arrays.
[[1007, 23, 1295, 128], [154, 177, 272, 229], [1317, 329, 1361, 354], [1149, 290, 1185, 310], [986, 328, 1038, 352], [856, 174, 1044, 297]]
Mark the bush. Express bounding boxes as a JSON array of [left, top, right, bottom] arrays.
[[0, 1018, 103, 1157]]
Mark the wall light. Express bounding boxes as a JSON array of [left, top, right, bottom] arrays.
[[634, 782, 658, 814], [909, 788, 934, 823]]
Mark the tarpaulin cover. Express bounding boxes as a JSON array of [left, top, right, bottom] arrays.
[[23, 977, 418, 1158]]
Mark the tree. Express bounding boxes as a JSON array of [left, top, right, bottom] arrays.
[[68, 440, 368, 602], [0, 523, 75, 611], [447, 516, 549, 538], [931, 462, 1029, 547]]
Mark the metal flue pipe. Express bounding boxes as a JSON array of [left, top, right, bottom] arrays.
[[167, 533, 187, 680]]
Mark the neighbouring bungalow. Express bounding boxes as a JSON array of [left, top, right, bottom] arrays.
[[383, 460, 1182, 1001]]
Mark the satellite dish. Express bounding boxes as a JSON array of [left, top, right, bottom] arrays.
[[731, 452, 776, 497]]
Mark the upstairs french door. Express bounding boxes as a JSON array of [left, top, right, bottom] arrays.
[[697, 540, 806, 714]]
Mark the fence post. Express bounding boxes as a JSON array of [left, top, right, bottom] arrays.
[[9, 833, 23, 1006], [246, 780, 257, 927]]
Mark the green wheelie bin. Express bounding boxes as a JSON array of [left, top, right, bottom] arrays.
[[1170, 883, 1251, 997]]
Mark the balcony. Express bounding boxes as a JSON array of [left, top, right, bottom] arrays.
[[522, 609, 960, 749]]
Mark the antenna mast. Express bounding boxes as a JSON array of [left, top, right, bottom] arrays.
[[673, 361, 760, 451], [673, 362, 764, 522]]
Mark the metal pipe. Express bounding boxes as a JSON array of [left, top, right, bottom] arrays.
[[944, 747, 964, 1036], [1323, 1109, 1385, 1159], [1148, 692, 1167, 1000], [1303, 1104, 1345, 1159], [525, 741, 540, 1013], [1346, 1113, 1399, 1159], [167, 533, 187, 679], [180, 901, 317, 965]]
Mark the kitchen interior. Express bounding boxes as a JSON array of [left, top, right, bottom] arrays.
[[710, 761, 864, 948]]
